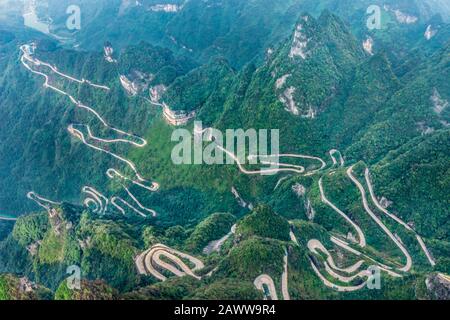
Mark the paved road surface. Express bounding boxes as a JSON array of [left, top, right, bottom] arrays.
[[319, 177, 366, 247], [365, 168, 435, 267], [203, 224, 236, 255], [347, 166, 412, 273], [0, 215, 17, 221], [20, 43, 159, 218], [281, 249, 290, 300], [136, 244, 204, 281], [254, 274, 279, 300]]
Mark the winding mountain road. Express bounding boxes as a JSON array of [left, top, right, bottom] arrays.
[[20, 43, 158, 218], [136, 244, 204, 281], [203, 224, 236, 255], [0, 215, 17, 221], [330, 236, 402, 278], [364, 168, 436, 266], [82, 186, 109, 215], [319, 177, 366, 247], [254, 275, 279, 300], [347, 166, 412, 273], [308, 258, 367, 292], [194, 127, 327, 176], [329, 149, 344, 167], [27, 192, 61, 213], [281, 249, 290, 300], [18, 47, 436, 295], [308, 240, 365, 274]]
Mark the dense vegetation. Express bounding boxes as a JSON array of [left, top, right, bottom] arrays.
[[236, 205, 291, 242], [185, 212, 236, 252]]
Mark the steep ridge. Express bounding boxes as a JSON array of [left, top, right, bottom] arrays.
[[320, 53, 400, 148], [347, 43, 450, 162], [215, 11, 366, 157], [265, 11, 364, 119], [370, 130, 450, 242]]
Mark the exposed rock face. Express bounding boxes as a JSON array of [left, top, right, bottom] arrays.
[[104, 45, 116, 63], [149, 84, 167, 103], [379, 197, 393, 209], [119, 0, 142, 16], [279, 86, 300, 115], [275, 74, 314, 117], [303, 105, 316, 119], [150, 4, 182, 13], [347, 233, 357, 244], [363, 37, 374, 55], [22, 0, 51, 35], [417, 122, 435, 136], [162, 104, 196, 126], [49, 208, 64, 235], [292, 183, 306, 197], [275, 74, 291, 90], [19, 277, 36, 293], [26, 241, 40, 256], [431, 88, 449, 114], [383, 5, 419, 24], [388, 7, 418, 24], [289, 20, 310, 59], [277, 80, 316, 118], [120, 75, 138, 96], [426, 274, 450, 300], [120, 71, 154, 96], [305, 198, 315, 221], [203, 225, 236, 255], [272, 13, 354, 119], [424, 25, 437, 40], [291, 183, 314, 220], [78, 236, 92, 249], [231, 187, 253, 210], [169, 35, 194, 52]]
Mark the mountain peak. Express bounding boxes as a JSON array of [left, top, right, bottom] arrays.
[[261, 10, 365, 118], [318, 9, 350, 32], [295, 12, 315, 25], [288, 13, 318, 60]]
